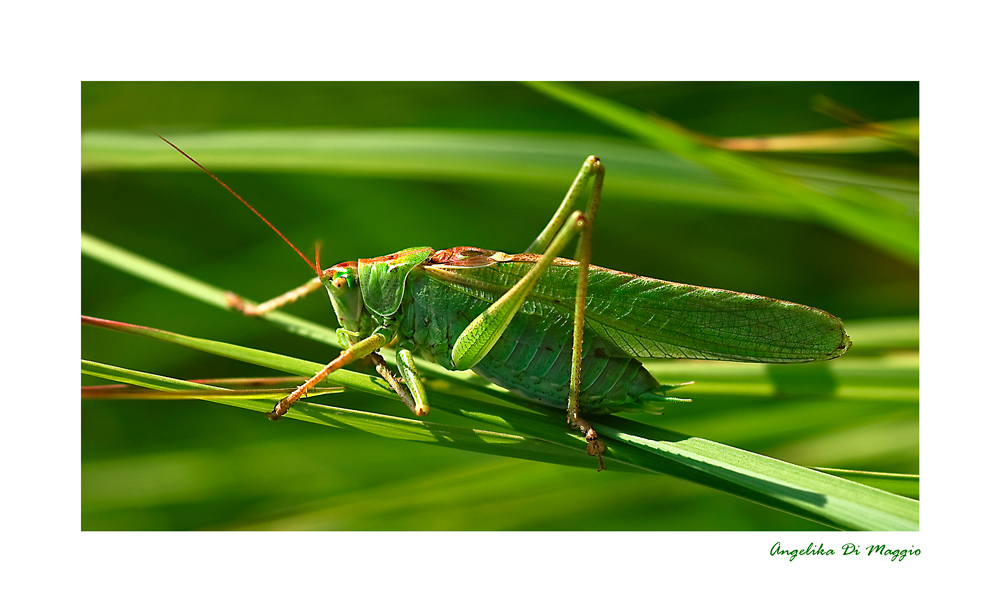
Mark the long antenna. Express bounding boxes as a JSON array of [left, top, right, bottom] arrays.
[[154, 133, 320, 276]]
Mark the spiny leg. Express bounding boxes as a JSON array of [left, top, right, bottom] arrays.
[[453, 156, 608, 469], [225, 276, 323, 316], [567, 159, 605, 470], [370, 352, 417, 412], [526, 156, 607, 469], [526, 156, 602, 254], [268, 328, 390, 420], [370, 349, 430, 417]]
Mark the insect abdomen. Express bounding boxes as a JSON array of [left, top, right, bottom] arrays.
[[396, 272, 659, 413]]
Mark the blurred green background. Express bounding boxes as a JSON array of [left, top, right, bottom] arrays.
[[81, 82, 918, 530]]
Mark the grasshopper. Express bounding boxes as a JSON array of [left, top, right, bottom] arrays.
[[158, 135, 851, 471]]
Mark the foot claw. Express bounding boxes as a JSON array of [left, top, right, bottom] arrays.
[[267, 398, 290, 421], [585, 430, 607, 471], [570, 414, 606, 471]]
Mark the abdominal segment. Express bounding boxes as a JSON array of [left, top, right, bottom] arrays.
[[469, 312, 659, 413], [397, 273, 658, 414]]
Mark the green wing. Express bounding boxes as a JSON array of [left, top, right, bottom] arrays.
[[575, 262, 850, 362], [426, 249, 850, 363]]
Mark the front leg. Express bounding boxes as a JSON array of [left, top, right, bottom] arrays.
[[269, 327, 391, 420]]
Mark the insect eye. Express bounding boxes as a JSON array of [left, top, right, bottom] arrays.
[[333, 277, 348, 290]]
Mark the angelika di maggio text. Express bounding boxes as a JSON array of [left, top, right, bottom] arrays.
[[770, 542, 920, 562]]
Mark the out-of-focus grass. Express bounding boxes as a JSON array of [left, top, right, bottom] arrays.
[[82, 82, 917, 530]]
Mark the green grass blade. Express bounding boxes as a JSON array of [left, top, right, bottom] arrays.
[[811, 468, 919, 500], [524, 81, 918, 265], [595, 418, 916, 530], [82, 360, 595, 469], [82, 314, 455, 406], [81, 129, 916, 223], [840, 317, 919, 353], [82, 232, 343, 348]]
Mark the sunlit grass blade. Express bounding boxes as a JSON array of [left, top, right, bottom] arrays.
[[81, 315, 629, 462], [82, 232, 343, 348], [82, 315, 403, 401], [84, 375, 343, 400], [82, 360, 599, 469], [646, 351, 918, 402], [811, 468, 919, 500], [839, 317, 919, 353], [524, 81, 918, 265], [594, 418, 917, 530], [82, 378, 342, 401], [81, 129, 916, 223]]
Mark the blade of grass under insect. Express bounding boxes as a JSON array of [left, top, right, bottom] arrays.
[[645, 351, 918, 401], [811, 468, 919, 500], [588, 416, 916, 530], [80, 129, 916, 222], [81, 381, 342, 401], [524, 81, 918, 265], [83, 376, 343, 400], [642, 349, 917, 477], [81, 360, 605, 470], [82, 311, 917, 530], [81, 315, 634, 463], [82, 315, 399, 401]]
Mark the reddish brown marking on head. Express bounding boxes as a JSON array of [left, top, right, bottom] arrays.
[[322, 261, 358, 277], [321, 262, 360, 288], [154, 133, 320, 276]]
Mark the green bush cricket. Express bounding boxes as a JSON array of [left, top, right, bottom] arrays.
[[158, 135, 852, 471]]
